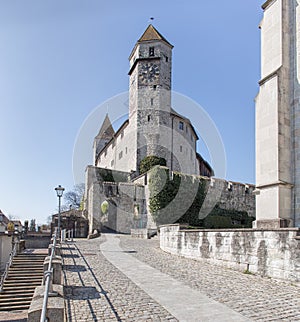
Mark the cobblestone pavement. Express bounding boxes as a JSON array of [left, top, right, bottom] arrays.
[[62, 236, 178, 322], [63, 235, 300, 322], [119, 236, 300, 322]]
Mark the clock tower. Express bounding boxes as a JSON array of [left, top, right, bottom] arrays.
[[128, 24, 174, 172]]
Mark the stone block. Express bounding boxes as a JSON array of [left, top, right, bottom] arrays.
[[43, 256, 62, 285], [28, 285, 65, 322], [48, 244, 61, 256]]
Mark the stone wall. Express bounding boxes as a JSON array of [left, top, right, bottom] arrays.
[[160, 224, 300, 282], [99, 182, 146, 234], [0, 234, 12, 271], [23, 234, 51, 249]]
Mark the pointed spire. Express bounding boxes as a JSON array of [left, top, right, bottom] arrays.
[[138, 24, 173, 48], [95, 114, 115, 140]]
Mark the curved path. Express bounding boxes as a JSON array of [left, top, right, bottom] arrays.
[[62, 234, 300, 322]]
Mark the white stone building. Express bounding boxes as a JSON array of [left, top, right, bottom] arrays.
[[93, 25, 213, 177], [255, 0, 300, 228]]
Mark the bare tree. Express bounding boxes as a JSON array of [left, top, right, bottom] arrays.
[[63, 183, 85, 209]]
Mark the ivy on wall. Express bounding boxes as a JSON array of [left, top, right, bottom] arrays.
[[148, 166, 254, 228], [96, 168, 129, 183], [139, 156, 167, 175]]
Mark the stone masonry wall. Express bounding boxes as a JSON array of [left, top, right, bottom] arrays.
[[100, 182, 146, 234], [160, 224, 300, 282]]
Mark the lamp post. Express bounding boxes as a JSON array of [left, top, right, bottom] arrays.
[[55, 185, 64, 239]]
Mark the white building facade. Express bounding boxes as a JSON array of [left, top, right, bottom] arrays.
[[255, 0, 300, 228], [93, 25, 212, 177]]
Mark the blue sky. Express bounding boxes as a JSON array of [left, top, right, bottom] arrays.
[[0, 1, 262, 225]]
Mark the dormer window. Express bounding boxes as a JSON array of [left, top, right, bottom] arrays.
[[149, 47, 154, 57]]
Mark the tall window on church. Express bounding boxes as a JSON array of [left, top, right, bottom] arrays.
[[111, 160, 114, 167], [180, 146, 183, 152], [179, 121, 184, 130], [119, 151, 123, 160], [149, 47, 154, 57], [151, 98, 154, 106], [148, 115, 151, 122]]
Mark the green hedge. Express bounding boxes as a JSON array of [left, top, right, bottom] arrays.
[[139, 156, 167, 175], [148, 166, 254, 228]]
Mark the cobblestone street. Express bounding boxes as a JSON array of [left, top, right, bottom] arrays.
[[62, 236, 177, 322], [62, 234, 300, 322]]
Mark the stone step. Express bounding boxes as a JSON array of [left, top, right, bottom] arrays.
[[3, 278, 43, 289], [0, 302, 31, 311], [1, 281, 42, 294], [12, 259, 45, 262], [0, 296, 32, 304], [0, 289, 34, 296], [8, 269, 43, 276], [5, 274, 43, 282], [7, 271, 43, 275], [0, 252, 46, 312]]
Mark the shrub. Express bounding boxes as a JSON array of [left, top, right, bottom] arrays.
[[139, 156, 166, 175]]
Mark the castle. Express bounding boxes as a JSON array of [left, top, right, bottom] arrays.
[[93, 25, 213, 178], [84, 25, 255, 234]]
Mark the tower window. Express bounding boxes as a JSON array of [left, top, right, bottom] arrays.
[[165, 56, 169, 62], [149, 47, 154, 57], [153, 85, 157, 90], [179, 121, 184, 130], [180, 146, 183, 152], [121, 131, 124, 139], [111, 160, 114, 167], [125, 147, 128, 154], [151, 98, 154, 106], [148, 115, 151, 122], [119, 151, 123, 160]]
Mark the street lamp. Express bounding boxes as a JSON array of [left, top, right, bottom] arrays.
[[55, 185, 64, 239]]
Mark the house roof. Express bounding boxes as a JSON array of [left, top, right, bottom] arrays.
[[95, 114, 115, 140], [0, 210, 9, 224]]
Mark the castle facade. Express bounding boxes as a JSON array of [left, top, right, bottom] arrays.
[[93, 25, 213, 177]]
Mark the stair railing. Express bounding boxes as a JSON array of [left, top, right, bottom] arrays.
[[40, 233, 57, 322], [0, 241, 17, 292]]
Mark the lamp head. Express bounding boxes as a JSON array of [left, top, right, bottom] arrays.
[[55, 185, 65, 197]]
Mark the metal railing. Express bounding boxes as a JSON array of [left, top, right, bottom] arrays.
[[0, 242, 17, 292], [40, 233, 57, 322]]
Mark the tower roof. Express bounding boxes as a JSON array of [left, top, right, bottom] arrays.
[[95, 114, 115, 140], [137, 24, 173, 47]]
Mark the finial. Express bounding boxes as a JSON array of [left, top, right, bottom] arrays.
[[149, 17, 154, 23]]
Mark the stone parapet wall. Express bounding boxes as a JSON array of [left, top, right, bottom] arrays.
[[160, 224, 300, 282]]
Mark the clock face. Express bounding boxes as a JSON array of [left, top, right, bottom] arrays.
[[139, 62, 159, 83]]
